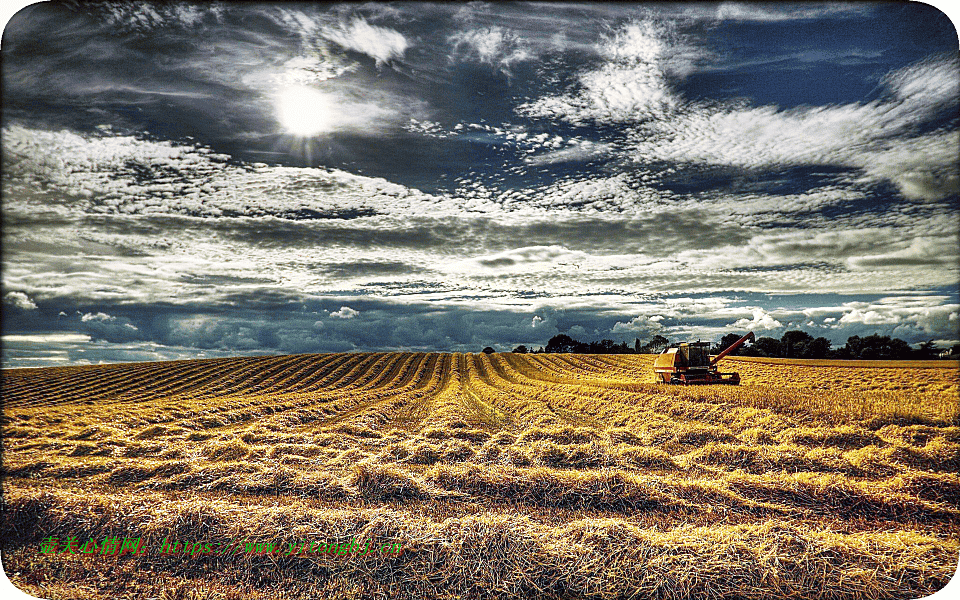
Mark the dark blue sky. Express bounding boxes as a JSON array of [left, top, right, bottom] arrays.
[[2, 2, 958, 367]]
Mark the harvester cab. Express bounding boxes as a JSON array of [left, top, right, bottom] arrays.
[[654, 331, 755, 385]]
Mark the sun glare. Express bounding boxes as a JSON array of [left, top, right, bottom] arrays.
[[274, 86, 334, 136]]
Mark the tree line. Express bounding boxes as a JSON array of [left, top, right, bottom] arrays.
[[511, 334, 670, 355], [510, 331, 959, 360]]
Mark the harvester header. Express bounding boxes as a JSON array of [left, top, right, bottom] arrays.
[[653, 331, 754, 385]]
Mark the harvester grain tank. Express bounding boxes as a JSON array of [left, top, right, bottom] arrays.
[[654, 331, 755, 385]]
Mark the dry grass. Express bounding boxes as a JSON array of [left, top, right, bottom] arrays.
[[2, 352, 959, 599]]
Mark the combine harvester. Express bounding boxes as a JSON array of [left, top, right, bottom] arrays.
[[654, 331, 755, 385]]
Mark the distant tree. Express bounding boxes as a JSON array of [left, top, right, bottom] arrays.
[[590, 339, 617, 353], [807, 337, 832, 359], [780, 330, 814, 358], [842, 334, 912, 360], [585, 339, 631, 354], [482, 347, 495, 354], [635, 338, 641, 353], [886, 337, 913, 360], [751, 336, 782, 357], [715, 333, 744, 355], [512, 345, 528, 354], [842, 335, 863, 359], [542, 334, 643, 354], [858, 336, 884, 359], [916, 340, 937, 359], [642, 335, 670, 354], [545, 334, 579, 353]]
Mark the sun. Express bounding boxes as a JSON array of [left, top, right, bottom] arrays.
[[274, 86, 335, 137]]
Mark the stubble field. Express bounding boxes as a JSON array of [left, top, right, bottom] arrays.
[[2, 352, 959, 599]]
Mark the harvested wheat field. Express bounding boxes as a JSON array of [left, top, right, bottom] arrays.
[[2, 352, 959, 599]]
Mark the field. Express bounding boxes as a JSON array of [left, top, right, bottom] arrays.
[[2, 352, 959, 600]]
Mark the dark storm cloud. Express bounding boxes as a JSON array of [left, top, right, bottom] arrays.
[[2, 293, 550, 359]]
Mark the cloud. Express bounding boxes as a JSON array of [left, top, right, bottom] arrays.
[[670, 226, 959, 293], [466, 246, 588, 273], [81, 312, 115, 322], [678, 112, 952, 202], [517, 18, 957, 202], [838, 309, 899, 326], [857, 130, 960, 201], [911, 305, 960, 335], [3, 291, 37, 310], [75, 311, 142, 342], [847, 236, 957, 269], [833, 299, 960, 336], [612, 314, 665, 333], [94, 2, 220, 32], [448, 27, 531, 74], [883, 55, 959, 110], [703, 3, 868, 22], [2, 125, 453, 219], [517, 20, 683, 124], [330, 306, 359, 319], [732, 308, 783, 331], [322, 18, 409, 66], [628, 56, 959, 201], [3, 333, 91, 344], [523, 142, 613, 167]]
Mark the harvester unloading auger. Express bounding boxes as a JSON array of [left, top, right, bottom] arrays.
[[653, 331, 755, 385]]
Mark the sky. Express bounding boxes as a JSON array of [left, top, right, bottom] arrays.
[[1, 1, 958, 368]]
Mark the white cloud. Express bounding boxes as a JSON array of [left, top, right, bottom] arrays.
[[100, 2, 219, 32], [733, 308, 783, 331], [322, 18, 409, 66], [3, 333, 91, 344], [519, 19, 957, 201], [2, 125, 455, 219], [518, 21, 682, 124], [612, 314, 665, 333], [330, 306, 359, 319], [3, 291, 36, 310], [627, 57, 959, 201], [448, 27, 531, 73], [704, 3, 867, 22], [81, 312, 115, 322], [523, 142, 613, 167], [835, 299, 960, 335], [911, 305, 960, 334], [883, 55, 959, 110], [838, 309, 899, 326], [660, 297, 731, 318]]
